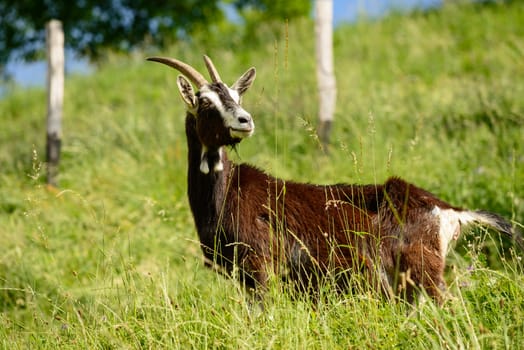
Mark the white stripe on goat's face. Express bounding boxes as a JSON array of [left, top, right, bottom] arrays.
[[199, 84, 254, 139]]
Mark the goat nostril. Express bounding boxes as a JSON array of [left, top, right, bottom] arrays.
[[238, 116, 250, 124]]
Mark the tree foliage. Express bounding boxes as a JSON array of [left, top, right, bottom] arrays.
[[231, 0, 312, 49], [0, 0, 223, 64], [0, 0, 311, 67], [232, 0, 311, 20]]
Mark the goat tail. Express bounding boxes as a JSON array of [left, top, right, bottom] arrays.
[[458, 210, 524, 252]]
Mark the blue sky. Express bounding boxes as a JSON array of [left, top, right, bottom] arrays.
[[4, 0, 442, 88], [333, 0, 441, 23]]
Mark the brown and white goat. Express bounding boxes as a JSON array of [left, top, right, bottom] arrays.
[[147, 55, 520, 303]]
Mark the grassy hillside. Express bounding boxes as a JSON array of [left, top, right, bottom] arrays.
[[1, 1, 524, 348]]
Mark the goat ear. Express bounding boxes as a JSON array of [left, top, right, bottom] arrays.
[[231, 67, 256, 97], [176, 75, 197, 109]]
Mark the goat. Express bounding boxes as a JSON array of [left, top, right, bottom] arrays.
[[147, 55, 521, 304]]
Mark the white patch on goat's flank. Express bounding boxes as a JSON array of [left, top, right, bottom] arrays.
[[432, 206, 461, 258]]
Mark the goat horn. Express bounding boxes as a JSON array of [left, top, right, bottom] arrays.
[[203, 55, 222, 83], [147, 56, 208, 88]]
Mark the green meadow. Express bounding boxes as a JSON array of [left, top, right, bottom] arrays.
[[1, 1, 524, 348]]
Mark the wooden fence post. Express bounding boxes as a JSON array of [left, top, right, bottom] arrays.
[[315, 0, 336, 153], [46, 19, 64, 187]]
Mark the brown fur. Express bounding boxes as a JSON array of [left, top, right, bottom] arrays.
[[185, 112, 460, 303]]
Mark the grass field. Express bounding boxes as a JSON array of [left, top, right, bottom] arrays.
[[1, 1, 524, 348]]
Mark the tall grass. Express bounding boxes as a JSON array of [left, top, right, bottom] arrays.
[[1, 1, 523, 348]]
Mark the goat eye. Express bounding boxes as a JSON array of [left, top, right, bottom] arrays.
[[200, 97, 210, 106]]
